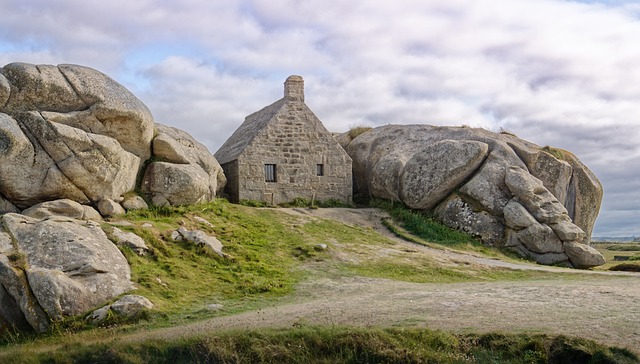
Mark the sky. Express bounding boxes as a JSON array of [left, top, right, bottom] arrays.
[[0, 0, 638, 237]]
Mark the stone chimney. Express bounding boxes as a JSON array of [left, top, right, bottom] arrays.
[[284, 75, 304, 102]]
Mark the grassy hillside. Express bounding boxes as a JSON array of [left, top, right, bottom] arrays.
[[0, 199, 636, 363]]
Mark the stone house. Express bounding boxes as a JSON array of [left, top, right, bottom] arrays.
[[214, 76, 352, 204]]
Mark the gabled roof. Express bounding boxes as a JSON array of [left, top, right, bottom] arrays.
[[214, 98, 285, 164], [216, 75, 323, 165]]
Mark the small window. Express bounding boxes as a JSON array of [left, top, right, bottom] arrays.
[[316, 164, 324, 176], [265, 164, 277, 182]]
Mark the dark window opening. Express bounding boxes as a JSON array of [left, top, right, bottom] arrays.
[[265, 164, 277, 182], [316, 164, 324, 176]]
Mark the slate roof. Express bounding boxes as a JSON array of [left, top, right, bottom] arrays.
[[214, 98, 285, 165]]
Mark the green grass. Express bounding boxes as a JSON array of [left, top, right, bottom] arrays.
[[370, 198, 477, 246], [605, 244, 640, 252], [3, 199, 631, 360], [542, 145, 566, 160], [609, 263, 640, 272], [278, 197, 354, 208], [369, 198, 514, 259], [593, 243, 640, 270], [117, 201, 319, 318], [6, 326, 636, 364]]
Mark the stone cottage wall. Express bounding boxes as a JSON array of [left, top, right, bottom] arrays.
[[235, 103, 352, 205]]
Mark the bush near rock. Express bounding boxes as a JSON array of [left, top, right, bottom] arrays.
[[342, 125, 605, 268]]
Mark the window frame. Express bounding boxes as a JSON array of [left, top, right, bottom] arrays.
[[316, 163, 324, 176], [265, 164, 277, 182]]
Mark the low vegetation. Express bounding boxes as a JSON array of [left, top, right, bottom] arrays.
[[593, 243, 640, 270], [609, 263, 640, 272], [369, 198, 519, 260], [348, 125, 373, 139], [0, 199, 636, 362], [542, 145, 567, 160], [605, 244, 640, 252], [7, 327, 637, 364], [369, 199, 476, 246]]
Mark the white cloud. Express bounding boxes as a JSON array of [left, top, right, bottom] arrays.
[[1, 0, 639, 236]]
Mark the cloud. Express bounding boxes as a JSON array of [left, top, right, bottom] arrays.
[[0, 0, 639, 236]]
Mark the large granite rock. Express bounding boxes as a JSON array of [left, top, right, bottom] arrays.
[[0, 213, 132, 333], [141, 124, 226, 206], [0, 62, 226, 211], [0, 63, 152, 210], [343, 125, 604, 268]]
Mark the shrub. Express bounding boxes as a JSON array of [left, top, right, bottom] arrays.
[[609, 263, 640, 272], [348, 125, 372, 139], [369, 198, 478, 246], [542, 145, 566, 160], [606, 244, 640, 252]]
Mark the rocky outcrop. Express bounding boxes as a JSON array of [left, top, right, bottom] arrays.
[[0, 213, 132, 333], [21, 199, 101, 221], [0, 63, 153, 210], [171, 227, 226, 258], [87, 295, 153, 324], [343, 125, 604, 268], [109, 227, 150, 256], [141, 124, 226, 206], [0, 62, 229, 335], [0, 62, 225, 213]]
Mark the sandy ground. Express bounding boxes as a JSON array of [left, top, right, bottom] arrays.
[[127, 208, 640, 353]]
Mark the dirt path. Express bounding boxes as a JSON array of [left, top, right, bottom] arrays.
[[123, 208, 640, 353], [132, 275, 640, 352], [282, 207, 637, 275]]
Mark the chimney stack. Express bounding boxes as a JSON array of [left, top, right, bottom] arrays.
[[284, 75, 304, 102]]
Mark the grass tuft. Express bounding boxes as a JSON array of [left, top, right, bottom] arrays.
[[542, 145, 566, 160], [609, 263, 640, 272], [369, 198, 479, 247], [348, 125, 372, 139]]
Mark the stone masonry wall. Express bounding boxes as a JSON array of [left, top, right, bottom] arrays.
[[236, 102, 352, 204]]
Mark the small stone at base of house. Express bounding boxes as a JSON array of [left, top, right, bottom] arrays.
[[141, 222, 153, 228], [314, 243, 328, 251]]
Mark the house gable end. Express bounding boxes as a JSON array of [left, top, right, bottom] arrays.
[[218, 75, 352, 204], [214, 98, 285, 164]]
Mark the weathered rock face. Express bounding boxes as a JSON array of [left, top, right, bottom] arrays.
[[0, 213, 132, 333], [0, 62, 228, 335], [142, 124, 226, 206], [343, 125, 604, 268], [0, 62, 226, 211], [0, 63, 153, 210]]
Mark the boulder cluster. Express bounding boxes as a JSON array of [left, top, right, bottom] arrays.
[[338, 125, 605, 268], [0, 63, 606, 335], [0, 63, 225, 333]]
